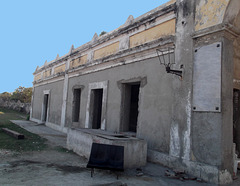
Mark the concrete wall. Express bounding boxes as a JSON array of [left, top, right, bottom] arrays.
[[32, 80, 64, 125], [66, 57, 173, 153], [67, 128, 147, 168]]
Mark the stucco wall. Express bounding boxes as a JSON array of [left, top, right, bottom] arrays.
[[70, 55, 88, 69], [32, 80, 64, 125], [32, 86, 43, 120], [54, 64, 66, 74], [129, 19, 176, 48], [65, 56, 173, 153], [93, 42, 120, 60], [34, 74, 41, 81], [195, 0, 230, 31]]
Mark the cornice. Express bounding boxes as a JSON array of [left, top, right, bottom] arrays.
[[33, 35, 175, 86], [33, 3, 176, 75]]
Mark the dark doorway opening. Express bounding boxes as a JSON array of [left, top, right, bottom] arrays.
[[91, 89, 103, 129], [72, 89, 81, 122], [233, 89, 240, 157], [121, 83, 140, 132], [43, 94, 49, 122]]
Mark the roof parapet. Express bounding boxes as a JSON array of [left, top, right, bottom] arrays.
[[34, 1, 176, 74], [91, 33, 99, 43], [69, 45, 75, 54], [125, 15, 134, 26]]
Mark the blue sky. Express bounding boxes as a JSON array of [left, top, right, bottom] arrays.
[[0, 0, 169, 93]]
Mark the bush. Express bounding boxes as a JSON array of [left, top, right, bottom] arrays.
[[1, 86, 32, 103], [0, 92, 11, 101]]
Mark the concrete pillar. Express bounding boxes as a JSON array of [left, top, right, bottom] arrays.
[[220, 36, 234, 173], [169, 0, 195, 161], [60, 59, 70, 128]]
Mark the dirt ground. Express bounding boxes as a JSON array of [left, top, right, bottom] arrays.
[[0, 120, 237, 186], [0, 148, 214, 186]]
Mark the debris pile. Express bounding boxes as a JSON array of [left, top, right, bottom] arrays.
[[165, 169, 203, 182]]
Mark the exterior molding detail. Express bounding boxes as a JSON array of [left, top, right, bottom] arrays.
[[85, 80, 108, 130]]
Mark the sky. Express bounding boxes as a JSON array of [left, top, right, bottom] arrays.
[[0, 0, 169, 93]]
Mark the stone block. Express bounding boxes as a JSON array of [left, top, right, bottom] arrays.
[[67, 128, 147, 168]]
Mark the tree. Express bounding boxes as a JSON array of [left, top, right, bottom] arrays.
[[99, 31, 107, 36], [11, 86, 32, 103], [0, 92, 11, 101], [22, 87, 32, 103], [0, 87, 32, 103]]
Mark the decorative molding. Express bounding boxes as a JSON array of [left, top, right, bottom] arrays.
[[85, 80, 108, 130], [69, 45, 75, 54], [33, 4, 176, 75], [56, 54, 60, 60], [43, 89, 50, 95], [92, 33, 98, 43], [125, 15, 134, 26]]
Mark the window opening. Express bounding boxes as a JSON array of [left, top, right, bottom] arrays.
[[43, 94, 49, 122]]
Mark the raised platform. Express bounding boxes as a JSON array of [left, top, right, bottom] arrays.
[[67, 128, 147, 168]]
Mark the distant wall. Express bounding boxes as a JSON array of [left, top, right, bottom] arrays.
[[0, 98, 31, 114]]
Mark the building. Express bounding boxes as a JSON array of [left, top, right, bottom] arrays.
[[31, 0, 240, 184]]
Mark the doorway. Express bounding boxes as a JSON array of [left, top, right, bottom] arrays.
[[91, 89, 103, 129], [42, 94, 49, 122], [233, 89, 240, 157], [72, 89, 81, 122], [121, 83, 140, 132]]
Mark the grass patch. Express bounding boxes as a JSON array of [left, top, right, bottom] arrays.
[[0, 107, 27, 124], [53, 146, 74, 154], [0, 107, 47, 152]]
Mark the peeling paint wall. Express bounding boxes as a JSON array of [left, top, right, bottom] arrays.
[[70, 55, 88, 69], [93, 42, 119, 60], [130, 19, 175, 48], [34, 73, 41, 81], [43, 69, 51, 78], [195, 0, 230, 31], [183, 90, 191, 160], [54, 64, 66, 74]]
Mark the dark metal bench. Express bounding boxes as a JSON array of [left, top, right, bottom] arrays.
[[87, 143, 124, 178]]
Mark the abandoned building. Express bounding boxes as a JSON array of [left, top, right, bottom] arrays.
[[30, 0, 240, 184]]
